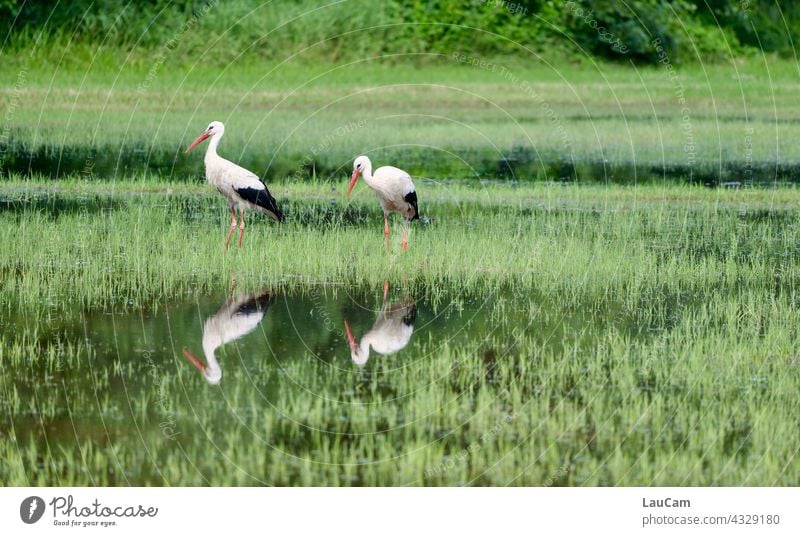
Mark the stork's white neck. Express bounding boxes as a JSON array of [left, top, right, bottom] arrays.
[[351, 335, 372, 365], [202, 338, 219, 360], [361, 337, 372, 358], [360, 160, 375, 187], [205, 132, 223, 163], [202, 340, 222, 383]]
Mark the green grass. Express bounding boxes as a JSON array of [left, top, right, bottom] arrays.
[[3, 5, 799, 488], [2, 176, 799, 306], [1, 178, 799, 485], [3, 59, 800, 182]]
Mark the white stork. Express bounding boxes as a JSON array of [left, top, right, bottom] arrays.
[[185, 121, 283, 250], [344, 282, 416, 366], [181, 291, 275, 385], [348, 155, 419, 251]]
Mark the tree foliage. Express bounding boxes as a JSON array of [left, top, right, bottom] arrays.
[[1, 0, 796, 65]]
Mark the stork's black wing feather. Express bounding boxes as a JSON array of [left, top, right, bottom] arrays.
[[404, 190, 420, 221], [235, 186, 284, 222], [402, 304, 417, 326], [234, 293, 275, 317]]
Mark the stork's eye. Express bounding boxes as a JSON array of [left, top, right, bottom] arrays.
[[208, 125, 214, 130]]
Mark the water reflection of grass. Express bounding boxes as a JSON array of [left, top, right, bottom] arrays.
[[1, 178, 798, 485]]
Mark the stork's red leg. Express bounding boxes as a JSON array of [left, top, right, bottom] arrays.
[[383, 213, 390, 251], [238, 209, 246, 248], [401, 220, 409, 251], [224, 206, 237, 251], [383, 279, 389, 305]]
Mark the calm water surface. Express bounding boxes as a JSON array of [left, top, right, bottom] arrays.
[[5, 279, 647, 458]]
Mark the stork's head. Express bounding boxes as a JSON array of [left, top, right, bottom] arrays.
[[348, 155, 371, 198], [185, 121, 225, 153], [343, 321, 368, 366], [182, 347, 223, 385]]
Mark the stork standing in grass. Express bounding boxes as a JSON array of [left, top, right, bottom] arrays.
[[185, 121, 283, 250], [182, 290, 275, 385], [347, 156, 419, 251]]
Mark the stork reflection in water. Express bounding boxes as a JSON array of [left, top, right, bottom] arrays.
[[344, 280, 416, 366], [182, 289, 274, 384]]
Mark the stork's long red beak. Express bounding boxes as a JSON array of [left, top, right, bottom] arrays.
[[184, 131, 210, 153], [344, 321, 359, 351], [182, 347, 207, 372], [346, 169, 360, 198]]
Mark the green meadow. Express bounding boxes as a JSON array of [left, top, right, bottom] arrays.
[[3, 59, 800, 183], [2, 1, 800, 486], [1, 178, 799, 485]]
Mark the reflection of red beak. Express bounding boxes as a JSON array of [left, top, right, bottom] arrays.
[[184, 131, 210, 153], [346, 169, 360, 198], [182, 347, 207, 373], [344, 321, 359, 351]]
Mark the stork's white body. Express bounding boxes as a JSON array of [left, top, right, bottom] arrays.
[[349, 156, 419, 250], [363, 165, 417, 218], [182, 292, 274, 384], [185, 121, 282, 249], [346, 297, 416, 366], [202, 136, 281, 219]]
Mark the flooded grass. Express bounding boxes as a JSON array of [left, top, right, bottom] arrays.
[[1, 178, 799, 485]]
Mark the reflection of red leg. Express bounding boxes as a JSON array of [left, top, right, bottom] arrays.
[[224, 206, 237, 251], [383, 280, 389, 304], [238, 209, 245, 248], [383, 213, 390, 251], [401, 221, 408, 251]]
